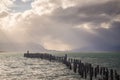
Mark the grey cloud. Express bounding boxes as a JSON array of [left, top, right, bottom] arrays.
[[50, 0, 120, 25], [72, 25, 120, 52], [77, 0, 120, 15], [86, 21, 120, 51], [0, 11, 8, 18], [0, 0, 120, 51], [111, 21, 120, 28], [49, 0, 120, 51]]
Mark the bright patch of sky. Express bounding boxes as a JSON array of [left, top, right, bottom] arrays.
[[10, 0, 32, 12]]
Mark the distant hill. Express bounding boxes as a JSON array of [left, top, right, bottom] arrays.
[[0, 42, 47, 52], [0, 51, 4, 52]]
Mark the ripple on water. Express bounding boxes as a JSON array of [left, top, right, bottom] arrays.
[[0, 55, 80, 80]]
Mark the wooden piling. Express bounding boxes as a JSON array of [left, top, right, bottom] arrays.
[[110, 69, 113, 80], [24, 52, 120, 80]]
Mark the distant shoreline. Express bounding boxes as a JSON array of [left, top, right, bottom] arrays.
[[0, 51, 5, 53]]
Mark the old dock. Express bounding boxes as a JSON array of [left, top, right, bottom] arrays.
[[24, 51, 120, 80]]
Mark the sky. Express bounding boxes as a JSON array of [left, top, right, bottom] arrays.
[[0, 0, 120, 52]]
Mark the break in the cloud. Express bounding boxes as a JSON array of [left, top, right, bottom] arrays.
[[21, 0, 31, 3], [0, 0, 120, 52], [0, 0, 15, 11]]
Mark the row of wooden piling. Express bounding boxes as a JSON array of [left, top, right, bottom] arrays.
[[24, 52, 120, 80]]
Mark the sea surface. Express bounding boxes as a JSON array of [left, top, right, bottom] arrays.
[[0, 52, 120, 80]]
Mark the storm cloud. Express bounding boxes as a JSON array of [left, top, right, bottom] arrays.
[[0, 0, 120, 52]]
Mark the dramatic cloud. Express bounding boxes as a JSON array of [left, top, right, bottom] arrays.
[[0, 0, 15, 11], [0, 0, 120, 52]]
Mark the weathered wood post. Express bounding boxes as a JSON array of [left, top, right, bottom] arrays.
[[64, 54, 67, 64], [69, 62, 72, 70], [100, 67, 102, 75], [49, 54, 52, 61], [81, 63, 84, 78], [27, 50, 29, 53], [95, 67, 97, 78], [84, 66, 87, 79], [90, 66, 93, 80], [73, 59, 77, 73], [110, 69, 113, 80], [115, 70, 120, 80], [97, 65, 100, 74], [105, 68, 109, 80], [103, 67, 106, 76], [78, 61, 81, 76]]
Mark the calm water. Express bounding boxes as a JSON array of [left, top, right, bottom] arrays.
[[0, 52, 120, 80]]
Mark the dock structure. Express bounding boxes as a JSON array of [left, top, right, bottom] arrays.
[[24, 52, 120, 80]]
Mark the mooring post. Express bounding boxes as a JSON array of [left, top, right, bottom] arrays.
[[115, 70, 120, 80], [49, 54, 52, 61], [69, 62, 72, 70], [116, 75, 120, 80], [90, 66, 93, 80], [100, 67, 102, 75], [105, 68, 109, 80], [103, 67, 105, 76], [84, 66, 87, 79], [64, 54, 67, 64], [95, 67, 97, 78], [97, 65, 100, 74], [27, 50, 29, 54], [110, 69, 113, 80], [78, 62, 81, 76], [73, 59, 77, 73]]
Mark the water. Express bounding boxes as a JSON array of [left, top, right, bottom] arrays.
[[0, 52, 80, 80], [53, 52, 120, 73], [0, 52, 120, 80]]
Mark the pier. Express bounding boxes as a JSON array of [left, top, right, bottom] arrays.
[[24, 52, 120, 80]]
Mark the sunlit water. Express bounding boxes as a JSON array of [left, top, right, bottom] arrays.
[[0, 52, 120, 80], [0, 52, 80, 80]]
